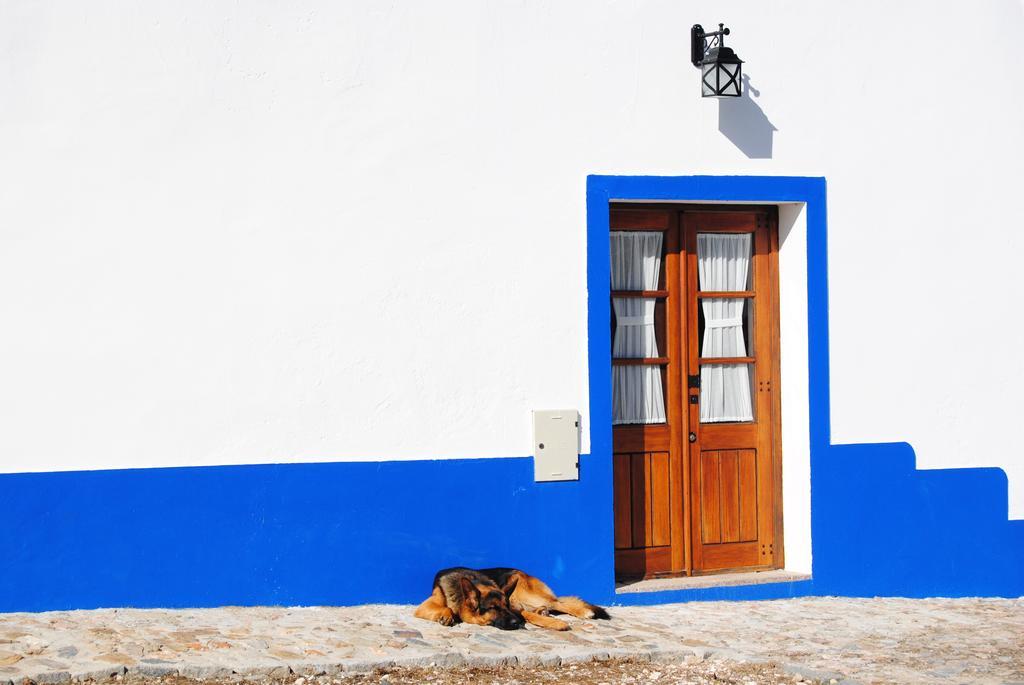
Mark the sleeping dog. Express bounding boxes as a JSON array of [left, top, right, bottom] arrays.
[[414, 567, 610, 631]]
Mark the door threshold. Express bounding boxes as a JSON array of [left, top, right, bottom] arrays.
[[615, 569, 810, 594]]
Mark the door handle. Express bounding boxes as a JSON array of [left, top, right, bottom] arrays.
[[689, 432, 697, 443]]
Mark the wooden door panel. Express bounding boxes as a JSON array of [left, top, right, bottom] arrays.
[[699, 452, 722, 544], [626, 454, 643, 544], [701, 541, 760, 571], [683, 212, 758, 231], [738, 449, 759, 541], [614, 450, 673, 576], [698, 449, 761, 547], [613, 451, 673, 549], [720, 451, 741, 543], [613, 454, 632, 549], [650, 452, 671, 547], [613, 425, 670, 452], [699, 423, 757, 447], [615, 547, 671, 578], [630, 453, 648, 546], [610, 209, 671, 230]]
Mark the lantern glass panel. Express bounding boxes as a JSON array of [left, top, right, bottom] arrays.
[[720, 63, 741, 97], [701, 63, 717, 96]]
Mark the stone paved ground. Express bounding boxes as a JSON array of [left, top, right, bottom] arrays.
[[0, 598, 1021, 685]]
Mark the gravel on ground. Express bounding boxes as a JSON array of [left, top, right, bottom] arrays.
[[2, 597, 1022, 685], [83, 661, 823, 685]]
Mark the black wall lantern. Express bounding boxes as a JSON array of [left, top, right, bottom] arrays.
[[691, 23, 743, 98]]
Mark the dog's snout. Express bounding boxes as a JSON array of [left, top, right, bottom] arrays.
[[495, 613, 525, 630]]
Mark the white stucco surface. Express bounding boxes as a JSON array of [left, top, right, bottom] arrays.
[[2, 2, 1022, 519], [778, 203, 811, 572]]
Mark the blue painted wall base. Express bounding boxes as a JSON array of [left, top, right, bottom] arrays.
[[3, 442, 1022, 612], [3, 176, 1021, 611]]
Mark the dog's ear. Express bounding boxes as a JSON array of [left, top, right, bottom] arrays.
[[500, 575, 519, 597], [459, 577, 480, 608]]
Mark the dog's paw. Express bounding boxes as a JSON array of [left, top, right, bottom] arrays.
[[438, 610, 456, 627]]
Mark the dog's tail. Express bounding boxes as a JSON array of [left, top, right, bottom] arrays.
[[554, 596, 611, 620]]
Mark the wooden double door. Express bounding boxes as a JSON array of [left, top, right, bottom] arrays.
[[611, 205, 782, 579]]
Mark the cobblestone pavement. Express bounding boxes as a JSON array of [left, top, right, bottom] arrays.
[[0, 597, 1021, 685]]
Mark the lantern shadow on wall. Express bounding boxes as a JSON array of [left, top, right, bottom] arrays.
[[717, 74, 777, 159]]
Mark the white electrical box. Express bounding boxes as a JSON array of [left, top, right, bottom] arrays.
[[532, 409, 580, 482]]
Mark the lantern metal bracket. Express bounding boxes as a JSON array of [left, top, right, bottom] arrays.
[[691, 23, 731, 67]]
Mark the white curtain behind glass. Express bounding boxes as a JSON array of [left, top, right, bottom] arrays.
[[610, 231, 666, 425], [698, 233, 753, 423]]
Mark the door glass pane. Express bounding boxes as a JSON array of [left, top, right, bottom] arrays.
[[610, 231, 663, 290], [612, 297, 658, 358], [700, 363, 754, 423], [699, 298, 754, 357], [613, 366, 667, 425], [697, 232, 752, 291]]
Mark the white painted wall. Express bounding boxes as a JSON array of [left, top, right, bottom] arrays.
[[2, 1, 1022, 522], [778, 203, 811, 573]]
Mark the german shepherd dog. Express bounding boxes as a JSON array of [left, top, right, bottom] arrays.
[[414, 567, 610, 631]]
